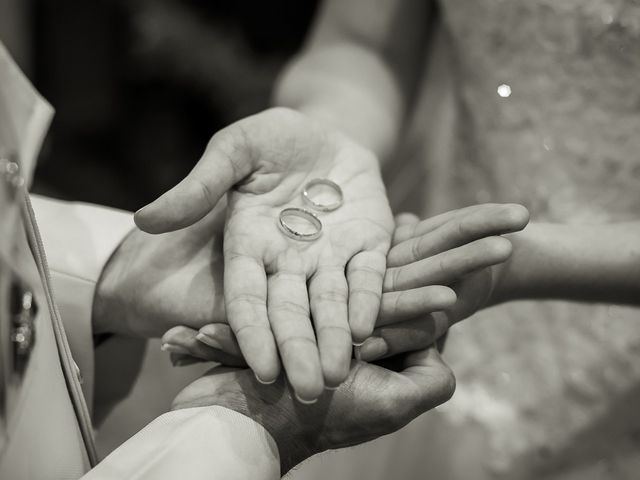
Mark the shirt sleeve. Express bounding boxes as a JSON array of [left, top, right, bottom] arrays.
[[29, 194, 134, 406], [82, 406, 281, 480]]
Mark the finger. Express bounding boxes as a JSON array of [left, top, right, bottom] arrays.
[[378, 285, 456, 326], [392, 213, 420, 246], [391, 207, 470, 246], [268, 254, 324, 403], [400, 346, 456, 411], [169, 353, 204, 367], [347, 250, 387, 345], [385, 236, 513, 292], [135, 125, 253, 233], [197, 323, 243, 358], [392, 204, 507, 246], [309, 264, 351, 388], [161, 326, 247, 367], [357, 313, 450, 362], [394, 213, 420, 228], [225, 254, 280, 384], [388, 204, 529, 267]]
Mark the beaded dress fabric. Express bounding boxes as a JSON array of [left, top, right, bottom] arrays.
[[293, 2, 640, 479], [401, 0, 640, 478]]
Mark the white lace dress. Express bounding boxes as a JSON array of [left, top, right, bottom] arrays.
[[294, 1, 640, 479]]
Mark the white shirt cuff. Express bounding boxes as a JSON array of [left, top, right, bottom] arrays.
[[83, 406, 281, 480], [30, 194, 134, 406]]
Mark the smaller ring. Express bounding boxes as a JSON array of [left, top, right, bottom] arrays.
[[278, 207, 322, 241], [302, 178, 343, 212]]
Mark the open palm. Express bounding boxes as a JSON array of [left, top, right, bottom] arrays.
[[136, 108, 393, 402]]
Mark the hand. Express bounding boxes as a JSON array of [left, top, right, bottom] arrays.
[[92, 200, 230, 342], [358, 203, 529, 361], [135, 107, 395, 401], [171, 346, 455, 473], [162, 204, 528, 365]]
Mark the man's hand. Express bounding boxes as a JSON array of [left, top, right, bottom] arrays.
[[92, 201, 228, 341], [171, 345, 455, 474], [134, 107, 394, 401]]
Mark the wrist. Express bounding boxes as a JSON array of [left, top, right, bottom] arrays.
[[172, 373, 320, 473], [92, 228, 136, 336], [485, 232, 524, 307]]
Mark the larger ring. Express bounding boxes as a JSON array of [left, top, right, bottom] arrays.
[[278, 207, 322, 241], [302, 178, 343, 212]]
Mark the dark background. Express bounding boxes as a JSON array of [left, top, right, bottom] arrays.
[[10, 0, 319, 211]]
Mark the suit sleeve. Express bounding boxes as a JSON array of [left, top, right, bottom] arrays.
[[29, 194, 134, 408], [81, 406, 281, 480]]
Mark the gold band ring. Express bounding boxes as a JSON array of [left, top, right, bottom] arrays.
[[302, 178, 343, 212], [278, 207, 322, 241]]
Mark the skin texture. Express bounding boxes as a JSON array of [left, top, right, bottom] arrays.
[[171, 346, 455, 474], [163, 204, 530, 368], [134, 0, 428, 405], [134, 108, 395, 401], [92, 201, 227, 339]]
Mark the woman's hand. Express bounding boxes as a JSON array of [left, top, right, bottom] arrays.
[[135, 107, 394, 402], [163, 203, 529, 366], [357, 203, 529, 360]]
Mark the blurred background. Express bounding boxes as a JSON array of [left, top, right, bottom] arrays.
[[3, 2, 640, 480], [2, 0, 318, 210]]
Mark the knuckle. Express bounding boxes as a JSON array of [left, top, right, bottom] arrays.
[[349, 264, 384, 281], [316, 325, 351, 337], [269, 300, 309, 318], [384, 268, 400, 292], [233, 323, 272, 338], [350, 288, 382, 301], [410, 237, 422, 262], [270, 269, 304, 282], [191, 177, 216, 210], [314, 290, 348, 304], [227, 292, 265, 308], [279, 335, 317, 351]]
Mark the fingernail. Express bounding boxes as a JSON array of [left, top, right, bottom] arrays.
[[161, 343, 190, 355], [295, 392, 318, 405], [352, 340, 365, 347], [172, 357, 199, 367], [324, 385, 339, 391], [196, 332, 223, 350], [255, 373, 277, 385], [358, 337, 388, 362], [353, 345, 362, 361]]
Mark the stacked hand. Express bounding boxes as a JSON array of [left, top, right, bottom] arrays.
[[163, 203, 529, 367], [134, 108, 395, 402], [168, 204, 527, 473]]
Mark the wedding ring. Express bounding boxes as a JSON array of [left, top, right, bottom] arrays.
[[302, 178, 343, 212], [278, 207, 322, 241]]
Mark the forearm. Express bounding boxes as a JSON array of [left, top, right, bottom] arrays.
[[492, 222, 640, 306], [274, 0, 429, 160], [275, 45, 404, 159]]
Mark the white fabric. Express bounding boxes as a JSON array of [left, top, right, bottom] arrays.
[[0, 41, 53, 185], [83, 406, 280, 480], [30, 195, 134, 406]]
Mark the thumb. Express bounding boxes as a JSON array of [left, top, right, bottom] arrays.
[[135, 126, 253, 233], [400, 346, 456, 413]]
